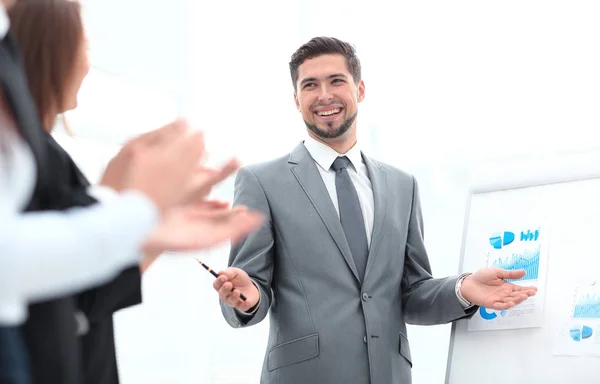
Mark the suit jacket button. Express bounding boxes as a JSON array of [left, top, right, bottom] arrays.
[[363, 336, 367, 344], [362, 293, 369, 301]]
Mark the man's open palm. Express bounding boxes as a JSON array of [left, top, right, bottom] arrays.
[[461, 268, 538, 310]]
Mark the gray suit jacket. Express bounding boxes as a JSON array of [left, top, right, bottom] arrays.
[[220, 142, 476, 383]]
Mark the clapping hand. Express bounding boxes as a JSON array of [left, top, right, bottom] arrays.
[[140, 201, 264, 272]]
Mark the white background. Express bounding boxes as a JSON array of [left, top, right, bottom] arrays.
[[54, 1, 600, 382]]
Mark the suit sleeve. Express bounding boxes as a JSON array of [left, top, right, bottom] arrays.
[[220, 167, 275, 328], [401, 176, 477, 325]]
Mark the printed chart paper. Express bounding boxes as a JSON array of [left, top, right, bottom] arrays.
[[467, 220, 549, 331], [554, 282, 600, 357]]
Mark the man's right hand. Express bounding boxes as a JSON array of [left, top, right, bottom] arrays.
[[213, 267, 260, 313]]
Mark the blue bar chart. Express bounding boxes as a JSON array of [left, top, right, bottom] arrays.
[[490, 246, 541, 282], [573, 294, 600, 319]]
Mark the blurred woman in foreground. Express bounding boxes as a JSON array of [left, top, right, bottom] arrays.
[[7, 0, 261, 383]]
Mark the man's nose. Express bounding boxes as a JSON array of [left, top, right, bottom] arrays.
[[317, 84, 334, 102]]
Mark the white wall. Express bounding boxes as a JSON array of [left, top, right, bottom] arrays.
[[61, 1, 600, 383]]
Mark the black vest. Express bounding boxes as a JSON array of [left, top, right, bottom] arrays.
[[1, 33, 141, 384]]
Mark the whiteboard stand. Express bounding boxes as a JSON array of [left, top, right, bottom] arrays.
[[445, 148, 600, 384]]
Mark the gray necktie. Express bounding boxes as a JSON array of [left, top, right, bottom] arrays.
[[331, 156, 369, 281]]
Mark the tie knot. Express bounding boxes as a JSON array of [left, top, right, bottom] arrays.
[[331, 156, 350, 172]]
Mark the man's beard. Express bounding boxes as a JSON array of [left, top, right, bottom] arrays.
[[304, 112, 357, 139]]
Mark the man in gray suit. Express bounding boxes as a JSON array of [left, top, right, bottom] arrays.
[[213, 37, 537, 383]]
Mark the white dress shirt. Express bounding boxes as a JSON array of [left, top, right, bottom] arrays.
[[303, 135, 375, 247], [0, 75, 160, 325]]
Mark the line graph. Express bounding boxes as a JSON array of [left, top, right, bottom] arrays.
[[573, 293, 600, 319], [489, 246, 540, 282]]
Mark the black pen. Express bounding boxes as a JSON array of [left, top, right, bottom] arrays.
[[196, 259, 247, 301]]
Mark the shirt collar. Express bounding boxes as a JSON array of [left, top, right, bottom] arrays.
[[303, 135, 363, 174], [0, 6, 9, 39]]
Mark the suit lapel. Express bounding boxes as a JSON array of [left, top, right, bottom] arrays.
[[288, 143, 361, 284], [363, 155, 387, 280], [47, 135, 91, 187]]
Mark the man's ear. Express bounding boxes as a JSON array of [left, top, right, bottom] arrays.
[[294, 92, 301, 111], [357, 80, 365, 103]]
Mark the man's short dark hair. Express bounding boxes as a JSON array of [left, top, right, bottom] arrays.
[[289, 37, 361, 91]]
